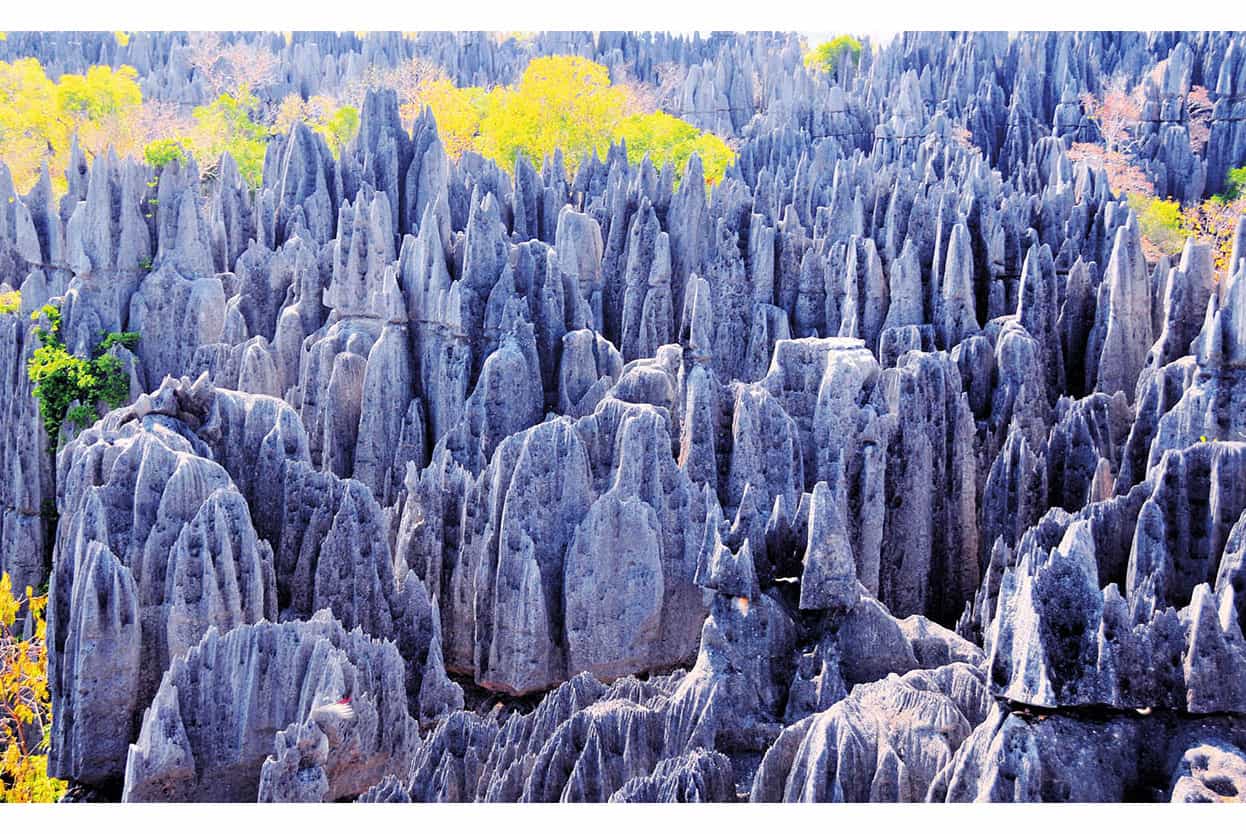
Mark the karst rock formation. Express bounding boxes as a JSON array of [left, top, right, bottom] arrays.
[[3, 29, 1246, 803]]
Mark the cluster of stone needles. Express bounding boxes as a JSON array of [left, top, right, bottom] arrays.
[[1, 30, 1245, 803]]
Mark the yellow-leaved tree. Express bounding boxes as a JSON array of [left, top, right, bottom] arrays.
[[615, 111, 735, 186], [416, 55, 736, 186], [0, 58, 145, 191], [478, 55, 631, 173], [1, 573, 66, 803], [56, 64, 142, 122], [414, 80, 497, 159], [0, 58, 63, 191], [274, 93, 361, 156], [3, 52, 735, 198]]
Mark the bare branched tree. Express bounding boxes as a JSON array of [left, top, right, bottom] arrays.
[[1067, 141, 1153, 198], [1081, 76, 1142, 155], [612, 66, 661, 117], [654, 62, 687, 112], [186, 32, 280, 98], [76, 100, 194, 166], [339, 56, 447, 121]]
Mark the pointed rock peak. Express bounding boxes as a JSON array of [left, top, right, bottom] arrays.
[[799, 473, 860, 612], [1053, 519, 1101, 586], [413, 102, 438, 136], [708, 538, 759, 601], [1195, 241, 1246, 368], [1088, 456, 1115, 504], [684, 274, 714, 361], [939, 221, 980, 347], [356, 87, 411, 154], [162, 187, 216, 279], [681, 154, 705, 197], [1226, 215, 1246, 282], [695, 485, 726, 589], [555, 207, 604, 275], [1218, 585, 1241, 636], [378, 264, 406, 323]]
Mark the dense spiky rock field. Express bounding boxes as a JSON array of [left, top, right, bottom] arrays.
[[2, 30, 1246, 803]]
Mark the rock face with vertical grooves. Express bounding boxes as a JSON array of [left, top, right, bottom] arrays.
[[751, 663, 991, 801], [50, 379, 280, 787], [2, 29, 1246, 803], [123, 612, 418, 802]]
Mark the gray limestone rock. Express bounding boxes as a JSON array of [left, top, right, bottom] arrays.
[[799, 476, 860, 612], [50, 394, 277, 787], [11, 28, 1246, 806], [935, 702, 1246, 802], [1170, 742, 1246, 802], [609, 749, 737, 802], [123, 612, 418, 802], [564, 493, 665, 679], [1096, 218, 1153, 403], [752, 663, 989, 802]]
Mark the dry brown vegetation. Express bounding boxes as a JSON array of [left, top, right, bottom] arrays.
[[1080, 77, 1143, 156], [186, 33, 281, 99]]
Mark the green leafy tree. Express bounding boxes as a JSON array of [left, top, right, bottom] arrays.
[[190, 88, 269, 187], [26, 305, 139, 451], [1127, 193, 1189, 256], [143, 137, 189, 168], [804, 35, 863, 76], [320, 105, 360, 154], [1224, 165, 1246, 201], [0, 290, 19, 315], [614, 111, 734, 186]]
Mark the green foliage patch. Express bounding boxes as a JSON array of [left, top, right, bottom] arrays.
[[804, 35, 863, 76], [190, 88, 269, 187], [615, 111, 735, 186], [318, 105, 360, 154], [1224, 165, 1246, 201], [143, 137, 189, 169], [1127, 193, 1189, 256], [26, 305, 139, 450]]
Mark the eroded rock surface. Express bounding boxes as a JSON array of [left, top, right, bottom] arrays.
[[1, 29, 1245, 804]]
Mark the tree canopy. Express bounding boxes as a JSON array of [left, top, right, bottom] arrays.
[[804, 35, 863, 76], [406, 55, 735, 186], [478, 56, 628, 173], [0, 58, 144, 190], [615, 111, 735, 186], [1, 53, 733, 194]]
